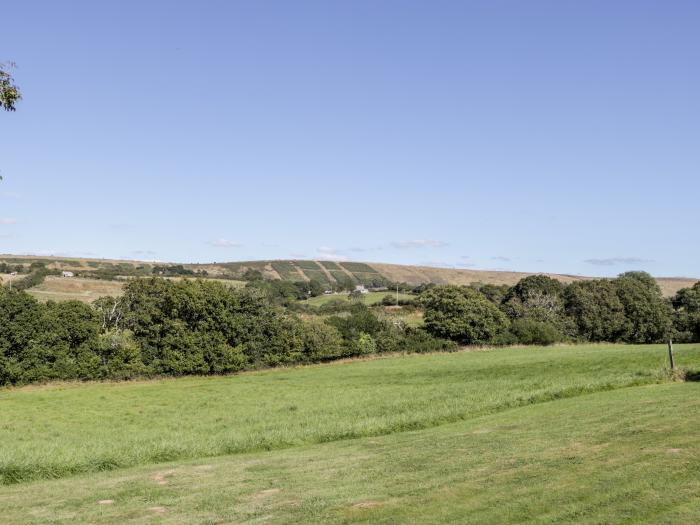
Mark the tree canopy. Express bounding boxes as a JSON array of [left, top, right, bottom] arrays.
[[0, 62, 21, 112]]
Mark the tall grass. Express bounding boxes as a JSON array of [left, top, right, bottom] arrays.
[[0, 344, 697, 485]]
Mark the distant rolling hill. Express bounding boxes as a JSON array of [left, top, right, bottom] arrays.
[[0, 254, 696, 298]]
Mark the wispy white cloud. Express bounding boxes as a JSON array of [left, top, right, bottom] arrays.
[[316, 246, 348, 261], [391, 239, 448, 249], [420, 260, 457, 268], [491, 256, 511, 262], [132, 250, 157, 257], [0, 218, 17, 225], [584, 257, 652, 266], [0, 191, 20, 199], [209, 238, 241, 248]]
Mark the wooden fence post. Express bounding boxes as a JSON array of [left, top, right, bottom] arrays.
[[668, 339, 675, 371]]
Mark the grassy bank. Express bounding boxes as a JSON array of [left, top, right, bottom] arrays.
[[1, 381, 698, 523], [1, 344, 697, 485]]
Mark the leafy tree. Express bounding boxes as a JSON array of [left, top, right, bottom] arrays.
[[564, 280, 629, 342], [614, 272, 672, 343], [421, 285, 509, 344], [300, 318, 344, 361], [471, 283, 510, 305], [671, 282, 700, 342], [1, 62, 21, 112], [508, 318, 562, 345], [501, 275, 566, 324], [326, 303, 384, 341]]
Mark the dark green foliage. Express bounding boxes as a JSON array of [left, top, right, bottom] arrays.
[[671, 282, 700, 342], [246, 279, 309, 305], [614, 272, 672, 343], [326, 303, 385, 341], [502, 275, 566, 323], [82, 264, 152, 280], [0, 63, 21, 111], [241, 268, 264, 281], [421, 285, 510, 344], [564, 280, 629, 342], [0, 291, 102, 385], [300, 318, 344, 361], [375, 326, 458, 354], [471, 283, 510, 305], [508, 318, 562, 346], [11, 268, 58, 291], [380, 294, 416, 306], [152, 265, 206, 277], [0, 262, 25, 274]]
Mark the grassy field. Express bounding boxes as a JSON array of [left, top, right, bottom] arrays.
[[304, 291, 415, 307], [1, 381, 698, 524], [0, 344, 698, 523], [1, 344, 698, 489], [27, 277, 125, 303], [21, 276, 245, 303]]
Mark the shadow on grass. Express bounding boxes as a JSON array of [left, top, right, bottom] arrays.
[[682, 370, 700, 382]]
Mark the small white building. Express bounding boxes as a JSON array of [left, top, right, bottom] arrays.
[[62, 271, 75, 278], [354, 284, 369, 294]]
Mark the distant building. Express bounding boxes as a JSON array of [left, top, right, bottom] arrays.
[[323, 290, 334, 295], [9, 271, 17, 276], [354, 284, 369, 294], [62, 271, 75, 278]]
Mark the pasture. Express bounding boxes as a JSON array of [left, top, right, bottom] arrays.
[[1, 343, 699, 522], [304, 291, 415, 307]]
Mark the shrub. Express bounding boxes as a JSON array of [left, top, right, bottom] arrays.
[[96, 330, 149, 379], [508, 318, 562, 346], [300, 318, 344, 361], [614, 272, 673, 343], [421, 285, 510, 344], [564, 280, 629, 342]]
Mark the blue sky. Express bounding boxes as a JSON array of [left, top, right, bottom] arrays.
[[1, 1, 698, 277]]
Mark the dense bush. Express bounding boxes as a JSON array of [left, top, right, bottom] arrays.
[[614, 272, 672, 343], [507, 318, 563, 346], [564, 280, 629, 342], [421, 285, 510, 344]]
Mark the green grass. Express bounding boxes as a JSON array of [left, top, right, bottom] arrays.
[[2, 381, 699, 523], [339, 262, 376, 273], [301, 269, 332, 285], [320, 261, 342, 270], [303, 291, 414, 306], [329, 269, 355, 283], [293, 260, 322, 271], [270, 261, 300, 281], [0, 344, 697, 489]]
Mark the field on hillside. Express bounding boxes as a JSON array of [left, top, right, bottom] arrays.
[[0, 344, 698, 523], [3, 255, 696, 297], [27, 277, 125, 303], [303, 291, 415, 307], [20, 276, 245, 303]]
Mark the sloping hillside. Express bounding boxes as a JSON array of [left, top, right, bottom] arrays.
[[1, 254, 696, 296]]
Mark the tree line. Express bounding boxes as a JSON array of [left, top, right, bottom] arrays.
[[1, 271, 698, 387], [421, 272, 700, 345], [0, 277, 453, 386]]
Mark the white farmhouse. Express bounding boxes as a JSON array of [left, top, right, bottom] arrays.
[[62, 271, 75, 278]]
